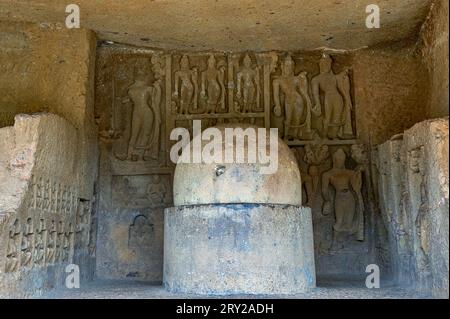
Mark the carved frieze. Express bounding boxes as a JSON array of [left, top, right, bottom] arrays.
[[293, 144, 367, 256], [1, 173, 88, 274], [95, 47, 358, 167], [94, 45, 363, 279], [112, 174, 172, 209]]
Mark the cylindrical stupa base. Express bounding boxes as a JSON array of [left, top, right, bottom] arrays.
[[163, 204, 316, 295]]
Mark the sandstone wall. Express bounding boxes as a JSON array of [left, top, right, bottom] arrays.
[[0, 114, 96, 298], [353, 45, 430, 145], [419, 0, 449, 119], [93, 43, 431, 281], [375, 117, 449, 298], [0, 20, 98, 199], [0, 21, 99, 297], [0, 21, 94, 128]]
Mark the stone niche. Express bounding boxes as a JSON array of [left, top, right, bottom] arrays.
[[94, 44, 380, 282], [164, 124, 315, 294], [375, 118, 449, 298], [0, 113, 96, 298]]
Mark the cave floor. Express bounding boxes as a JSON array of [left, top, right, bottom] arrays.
[[40, 277, 431, 299]]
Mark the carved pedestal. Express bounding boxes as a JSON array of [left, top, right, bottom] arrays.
[[163, 204, 316, 295]]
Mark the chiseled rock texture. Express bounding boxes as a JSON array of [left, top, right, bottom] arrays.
[[0, 113, 96, 298], [0, 0, 432, 52], [174, 124, 302, 206], [164, 204, 315, 295], [0, 114, 78, 213], [419, 0, 449, 118], [0, 21, 98, 201], [376, 117, 449, 298]]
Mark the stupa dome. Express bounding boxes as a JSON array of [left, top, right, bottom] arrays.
[[173, 124, 302, 206]]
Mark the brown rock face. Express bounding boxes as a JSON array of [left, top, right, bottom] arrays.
[[0, 0, 432, 51]]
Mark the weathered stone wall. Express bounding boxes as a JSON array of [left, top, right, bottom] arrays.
[[93, 43, 431, 281], [353, 45, 430, 145], [375, 117, 449, 298], [0, 20, 98, 200], [372, 1, 449, 296], [0, 114, 97, 298], [0, 21, 94, 128], [0, 21, 99, 297], [419, 0, 449, 119]]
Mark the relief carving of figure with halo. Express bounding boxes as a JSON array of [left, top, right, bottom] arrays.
[[173, 55, 199, 114], [235, 53, 262, 113], [121, 59, 162, 162], [321, 148, 364, 250], [272, 55, 317, 141], [311, 53, 354, 140], [200, 54, 226, 113]]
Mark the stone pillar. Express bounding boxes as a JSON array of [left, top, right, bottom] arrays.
[[164, 204, 315, 295], [163, 124, 316, 295]]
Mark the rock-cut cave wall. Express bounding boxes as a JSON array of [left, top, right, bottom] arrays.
[[0, 22, 99, 298], [93, 41, 431, 282]]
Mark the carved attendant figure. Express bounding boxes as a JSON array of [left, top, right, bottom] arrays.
[[273, 55, 314, 140], [236, 54, 261, 113], [303, 142, 329, 211], [150, 58, 163, 158], [302, 142, 333, 253], [126, 69, 162, 161], [350, 144, 368, 241], [311, 53, 353, 139], [173, 55, 198, 114], [201, 55, 226, 113], [146, 175, 168, 207], [322, 149, 364, 248]]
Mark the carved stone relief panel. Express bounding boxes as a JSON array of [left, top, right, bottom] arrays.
[[292, 143, 370, 275], [171, 53, 228, 115], [96, 205, 164, 282], [128, 214, 157, 255], [94, 173, 171, 281], [165, 51, 268, 170], [112, 174, 172, 209], [95, 45, 362, 279], [95, 47, 168, 167], [406, 145, 432, 289], [375, 139, 413, 283], [231, 53, 264, 114], [270, 53, 356, 144], [1, 172, 82, 274], [374, 118, 449, 295]]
